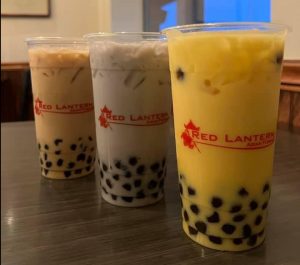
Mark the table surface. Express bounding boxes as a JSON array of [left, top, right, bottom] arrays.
[[1, 122, 300, 265]]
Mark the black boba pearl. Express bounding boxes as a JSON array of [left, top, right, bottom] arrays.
[[230, 204, 242, 213], [211, 197, 223, 208], [207, 212, 220, 223], [243, 224, 252, 237], [68, 162, 75, 169], [125, 171, 132, 178], [54, 139, 63, 145], [195, 221, 207, 234], [77, 153, 86, 161], [102, 187, 108, 194], [190, 204, 199, 215], [40, 158, 44, 165], [187, 187, 196, 196], [136, 190, 145, 198], [134, 179, 142, 187], [38, 143, 41, 150], [44, 144, 49, 150], [122, 196, 133, 202], [208, 236, 222, 245], [122, 183, 132, 191], [100, 170, 104, 178], [86, 166, 91, 172], [188, 226, 198, 235], [255, 215, 263, 226], [159, 179, 164, 189], [162, 157, 166, 167], [90, 147, 95, 152], [106, 179, 112, 189], [157, 170, 163, 178], [176, 67, 185, 81], [250, 200, 258, 210], [70, 144, 77, 151], [64, 171, 71, 178], [55, 150, 61, 155], [233, 238, 243, 245], [44, 153, 48, 161], [152, 192, 159, 198], [150, 162, 160, 172], [75, 169, 82, 174], [183, 210, 189, 222], [233, 214, 246, 222], [57, 159, 63, 167], [247, 235, 257, 246], [148, 180, 157, 190], [88, 136, 93, 141], [115, 160, 121, 169], [44, 169, 49, 175], [239, 188, 249, 197], [102, 163, 108, 172], [179, 183, 183, 195], [113, 174, 119, 181], [262, 201, 268, 210], [111, 194, 117, 200], [136, 165, 145, 175], [45, 161, 52, 168], [222, 224, 236, 235], [87, 156, 93, 164], [129, 157, 138, 166], [263, 183, 270, 193]]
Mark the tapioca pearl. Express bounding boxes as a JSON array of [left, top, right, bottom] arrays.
[[114, 160, 122, 169], [233, 214, 246, 222], [75, 169, 82, 174], [85, 166, 91, 172], [188, 226, 198, 235], [44, 168, 49, 175], [233, 238, 243, 245], [183, 210, 189, 222], [44, 153, 48, 161], [128, 157, 138, 166], [88, 136, 93, 141], [87, 155, 93, 164], [249, 200, 258, 211], [136, 190, 146, 198], [176, 67, 185, 81], [208, 236, 222, 245], [54, 139, 63, 146], [45, 161, 52, 168], [195, 221, 207, 234], [55, 150, 61, 155], [78, 137, 82, 141], [122, 196, 133, 202], [122, 183, 132, 191], [238, 188, 249, 197], [190, 204, 199, 215], [247, 235, 258, 246], [243, 224, 252, 237], [255, 215, 263, 226], [102, 163, 108, 172], [221, 224, 236, 235], [100, 170, 104, 179], [106, 179, 112, 189], [70, 144, 77, 151], [148, 180, 158, 190], [179, 183, 183, 195], [68, 162, 75, 169], [102, 187, 108, 194], [159, 179, 164, 189], [111, 194, 117, 200], [64, 171, 71, 178], [152, 192, 159, 198], [44, 144, 49, 150], [77, 153, 86, 162], [262, 201, 268, 210], [230, 204, 242, 213], [187, 187, 196, 196], [150, 162, 160, 172], [134, 179, 142, 188], [263, 183, 270, 193], [125, 171, 132, 178], [40, 158, 44, 165], [57, 159, 63, 167], [90, 147, 95, 152], [136, 165, 145, 175], [211, 197, 223, 208], [207, 212, 220, 223], [113, 174, 119, 181], [162, 157, 166, 168]]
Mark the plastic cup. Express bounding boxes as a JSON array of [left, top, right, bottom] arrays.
[[85, 32, 172, 207], [163, 23, 287, 251], [26, 37, 96, 179]]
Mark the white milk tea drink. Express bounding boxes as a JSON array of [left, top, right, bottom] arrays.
[[26, 37, 96, 179], [86, 33, 172, 207]]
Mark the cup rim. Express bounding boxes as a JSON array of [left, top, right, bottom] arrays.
[[83, 32, 165, 41], [162, 22, 290, 34], [25, 36, 87, 45]]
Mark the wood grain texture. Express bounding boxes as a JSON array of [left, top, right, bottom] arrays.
[[1, 122, 300, 265]]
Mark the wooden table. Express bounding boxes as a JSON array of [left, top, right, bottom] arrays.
[[1, 122, 300, 265]]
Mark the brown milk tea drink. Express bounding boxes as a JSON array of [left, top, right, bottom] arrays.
[[26, 37, 96, 179], [86, 33, 172, 207]]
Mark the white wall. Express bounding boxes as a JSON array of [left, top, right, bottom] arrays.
[[272, 0, 300, 59], [1, 0, 102, 62]]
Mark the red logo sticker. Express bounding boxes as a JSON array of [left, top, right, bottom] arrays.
[[181, 120, 275, 152], [99, 105, 169, 128]]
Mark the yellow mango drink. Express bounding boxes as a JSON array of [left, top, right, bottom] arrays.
[[164, 23, 287, 251]]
